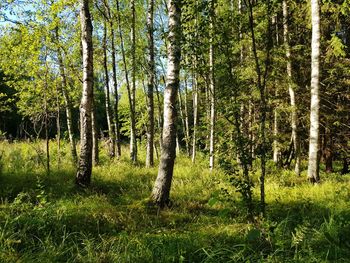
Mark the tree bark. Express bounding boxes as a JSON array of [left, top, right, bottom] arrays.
[[209, 0, 215, 171], [273, 95, 279, 164], [130, 0, 138, 163], [92, 101, 99, 166], [322, 127, 333, 173], [191, 68, 198, 163], [56, 85, 61, 168], [177, 88, 187, 153], [191, 3, 198, 163], [146, 0, 155, 167], [307, 0, 321, 183], [102, 21, 116, 158], [183, 77, 190, 156], [155, 81, 163, 149], [76, 0, 94, 187], [42, 51, 50, 175], [151, 0, 181, 208], [111, 26, 122, 158], [283, 0, 300, 175], [272, 15, 280, 165]]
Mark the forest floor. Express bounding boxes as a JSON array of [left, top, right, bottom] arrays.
[[0, 141, 349, 262]]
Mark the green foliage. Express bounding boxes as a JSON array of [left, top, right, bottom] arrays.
[[326, 34, 346, 60]]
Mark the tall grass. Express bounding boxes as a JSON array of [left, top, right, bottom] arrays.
[[0, 140, 349, 262]]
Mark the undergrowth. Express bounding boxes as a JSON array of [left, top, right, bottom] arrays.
[[0, 141, 349, 262]]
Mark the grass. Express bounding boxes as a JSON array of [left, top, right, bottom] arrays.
[[0, 140, 350, 262]]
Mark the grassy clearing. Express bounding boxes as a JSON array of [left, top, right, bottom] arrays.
[[0, 141, 350, 262]]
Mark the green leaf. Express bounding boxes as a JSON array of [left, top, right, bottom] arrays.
[[207, 197, 218, 206]]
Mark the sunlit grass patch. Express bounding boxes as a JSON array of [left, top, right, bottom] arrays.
[[0, 141, 350, 262]]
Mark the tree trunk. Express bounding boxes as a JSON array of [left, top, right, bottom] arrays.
[[272, 16, 280, 165], [177, 88, 187, 153], [44, 52, 50, 175], [283, 0, 300, 175], [247, 0, 272, 216], [92, 102, 99, 166], [209, 0, 215, 171], [56, 85, 61, 168], [130, 0, 138, 163], [102, 0, 121, 158], [76, 0, 94, 187], [151, 0, 181, 208], [146, 0, 155, 167], [323, 127, 333, 173], [55, 30, 78, 165], [102, 21, 116, 158], [183, 77, 190, 157], [192, 3, 199, 163], [44, 89, 50, 175], [62, 87, 78, 165], [191, 69, 198, 163], [307, 0, 321, 183], [111, 26, 122, 158], [341, 158, 349, 175], [116, 0, 137, 163], [155, 79, 163, 149], [273, 97, 279, 164]]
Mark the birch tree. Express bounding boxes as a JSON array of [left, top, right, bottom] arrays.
[[151, 0, 181, 207], [76, 0, 94, 186], [307, 0, 321, 183]]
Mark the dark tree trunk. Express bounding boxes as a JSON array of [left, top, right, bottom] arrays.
[[146, 0, 155, 167], [130, 0, 138, 163], [323, 127, 333, 173], [246, 0, 272, 216], [56, 85, 61, 168], [341, 158, 349, 175]]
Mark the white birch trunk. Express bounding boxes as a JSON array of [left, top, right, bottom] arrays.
[[307, 0, 321, 182], [151, 0, 181, 207], [76, 0, 94, 186]]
